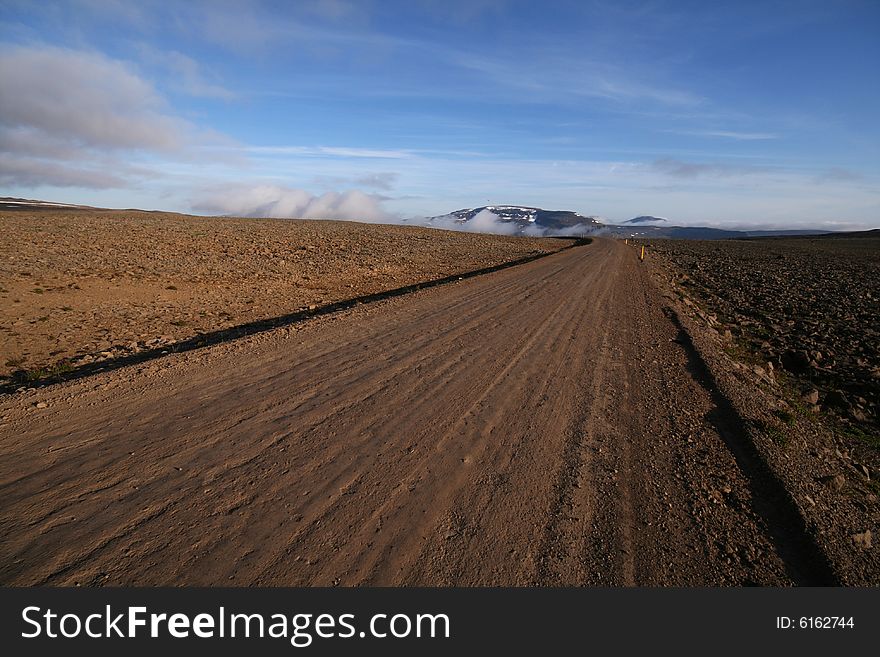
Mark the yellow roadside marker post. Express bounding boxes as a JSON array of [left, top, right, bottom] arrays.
[[639, 245, 645, 261]]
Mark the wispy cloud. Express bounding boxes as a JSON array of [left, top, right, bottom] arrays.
[[311, 172, 400, 191], [137, 46, 236, 100], [0, 157, 128, 189], [454, 53, 704, 107], [816, 167, 864, 183], [651, 157, 771, 178], [669, 129, 779, 140], [353, 172, 398, 190], [246, 145, 412, 159]]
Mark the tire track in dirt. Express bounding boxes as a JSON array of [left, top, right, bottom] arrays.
[[0, 239, 834, 585]]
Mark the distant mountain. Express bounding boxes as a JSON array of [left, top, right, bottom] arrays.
[[431, 205, 837, 239], [441, 206, 603, 232], [0, 197, 99, 211], [625, 215, 667, 224]]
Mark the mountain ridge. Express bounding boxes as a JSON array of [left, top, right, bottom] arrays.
[[431, 205, 837, 239]]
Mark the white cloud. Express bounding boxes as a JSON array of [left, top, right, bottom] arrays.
[[0, 45, 187, 151], [463, 208, 520, 235], [190, 184, 394, 222], [0, 44, 228, 191]]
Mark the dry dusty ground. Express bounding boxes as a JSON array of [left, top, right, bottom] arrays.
[[2, 238, 873, 586], [0, 210, 568, 384]]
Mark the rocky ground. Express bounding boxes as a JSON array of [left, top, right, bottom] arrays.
[[647, 236, 879, 433], [645, 236, 879, 581], [0, 210, 570, 385]]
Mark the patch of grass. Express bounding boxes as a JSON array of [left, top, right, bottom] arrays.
[[60, 306, 73, 312], [753, 418, 790, 446], [169, 319, 188, 326], [32, 288, 44, 294], [838, 424, 880, 450], [20, 360, 74, 383], [766, 425, 789, 446], [772, 408, 797, 427], [5, 356, 27, 367], [789, 396, 808, 416], [165, 285, 178, 290]]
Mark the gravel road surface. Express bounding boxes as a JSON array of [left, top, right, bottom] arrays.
[[0, 239, 831, 585]]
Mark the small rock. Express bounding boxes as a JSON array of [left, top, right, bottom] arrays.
[[781, 349, 811, 374], [851, 530, 872, 549], [802, 389, 820, 405], [824, 390, 851, 410], [820, 474, 846, 491], [35, 401, 48, 409]]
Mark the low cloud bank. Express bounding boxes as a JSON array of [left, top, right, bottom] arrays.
[[423, 209, 522, 236], [192, 185, 599, 237], [191, 185, 393, 223]]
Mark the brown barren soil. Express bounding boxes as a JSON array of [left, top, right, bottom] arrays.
[[0, 210, 569, 382], [3, 238, 872, 586]]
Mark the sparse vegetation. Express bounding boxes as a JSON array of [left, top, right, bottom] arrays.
[[19, 359, 74, 382], [838, 424, 880, 450], [772, 408, 796, 427]]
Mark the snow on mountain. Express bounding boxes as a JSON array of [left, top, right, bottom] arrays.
[[437, 206, 604, 235]]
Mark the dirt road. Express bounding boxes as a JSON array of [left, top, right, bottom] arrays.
[[0, 239, 833, 586]]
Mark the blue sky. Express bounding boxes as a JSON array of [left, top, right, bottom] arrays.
[[1, 0, 878, 228]]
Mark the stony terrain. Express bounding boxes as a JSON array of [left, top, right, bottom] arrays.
[[645, 236, 879, 582], [648, 236, 880, 434], [0, 210, 569, 384]]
